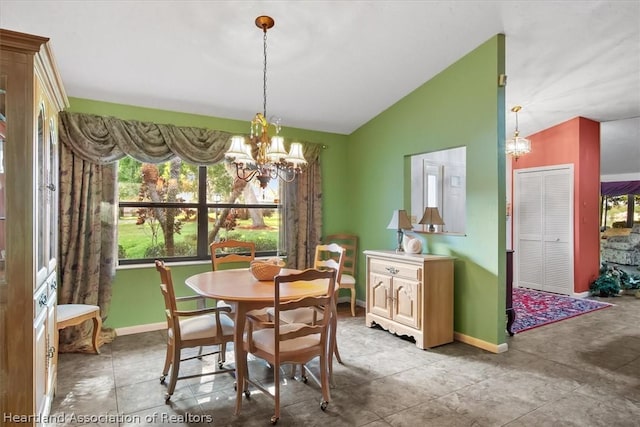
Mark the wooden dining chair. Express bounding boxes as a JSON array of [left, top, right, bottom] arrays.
[[209, 239, 256, 313], [209, 239, 256, 271], [238, 268, 337, 424], [267, 243, 345, 382], [274, 243, 344, 323], [155, 260, 235, 402], [324, 233, 358, 316]]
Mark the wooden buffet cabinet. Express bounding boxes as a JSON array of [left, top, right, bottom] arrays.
[[364, 250, 454, 349], [0, 29, 68, 424]]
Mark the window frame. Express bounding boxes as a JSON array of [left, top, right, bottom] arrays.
[[117, 165, 281, 265]]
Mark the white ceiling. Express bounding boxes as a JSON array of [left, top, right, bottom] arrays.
[[1, 1, 639, 175]]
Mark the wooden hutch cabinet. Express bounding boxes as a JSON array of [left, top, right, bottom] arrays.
[[0, 29, 68, 424], [364, 250, 454, 349]]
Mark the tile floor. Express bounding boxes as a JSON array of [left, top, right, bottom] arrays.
[[52, 297, 640, 426]]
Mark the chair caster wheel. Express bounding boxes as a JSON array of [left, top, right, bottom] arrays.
[[218, 362, 224, 369], [233, 382, 237, 391], [164, 394, 171, 403], [320, 400, 328, 411], [244, 390, 251, 398], [301, 375, 308, 383], [159, 375, 166, 384], [270, 415, 278, 424]]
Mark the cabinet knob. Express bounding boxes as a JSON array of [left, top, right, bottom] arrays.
[[385, 266, 399, 275], [46, 183, 56, 191], [38, 293, 48, 307], [50, 278, 57, 290]]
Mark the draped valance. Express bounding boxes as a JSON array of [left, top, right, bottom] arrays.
[[59, 111, 322, 165]]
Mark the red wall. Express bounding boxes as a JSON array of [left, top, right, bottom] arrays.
[[512, 117, 600, 294]]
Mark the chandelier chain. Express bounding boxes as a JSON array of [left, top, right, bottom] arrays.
[[262, 29, 268, 118]]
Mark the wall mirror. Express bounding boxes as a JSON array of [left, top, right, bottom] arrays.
[[408, 146, 466, 234]]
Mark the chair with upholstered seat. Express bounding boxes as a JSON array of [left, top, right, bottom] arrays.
[[209, 239, 256, 312], [269, 243, 345, 381], [324, 233, 358, 316], [238, 268, 337, 424], [56, 304, 102, 354], [210, 239, 256, 271], [155, 260, 235, 402], [275, 243, 345, 326]]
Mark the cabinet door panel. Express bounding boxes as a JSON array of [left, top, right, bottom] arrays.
[[35, 98, 48, 287], [34, 309, 47, 418], [393, 278, 420, 329], [369, 272, 392, 318], [46, 282, 57, 396]]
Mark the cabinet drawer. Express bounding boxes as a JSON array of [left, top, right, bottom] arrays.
[[370, 258, 421, 280]]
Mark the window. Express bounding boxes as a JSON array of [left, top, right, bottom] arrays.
[[602, 195, 640, 229], [117, 157, 281, 264]]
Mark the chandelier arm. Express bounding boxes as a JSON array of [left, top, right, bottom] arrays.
[[268, 167, 278, 180], [276, 166, 297, 183], [235, 164, 259, 182]]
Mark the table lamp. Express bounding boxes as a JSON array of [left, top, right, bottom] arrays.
[[419, 207, 444, 232], [387, 209, 413, 252]]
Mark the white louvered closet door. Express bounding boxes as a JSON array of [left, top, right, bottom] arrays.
[[514, 165, 574, 295]]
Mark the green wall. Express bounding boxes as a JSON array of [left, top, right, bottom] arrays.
[[69, 34, 508, 347], [347, 35, 507, 345]]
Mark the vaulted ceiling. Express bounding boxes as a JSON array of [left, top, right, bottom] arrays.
[[1, 1, 638, 175]]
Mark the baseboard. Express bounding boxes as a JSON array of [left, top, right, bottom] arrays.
[[454, 331, 509, 353], [115, 322, 166, 336], [572, 291, 590, 298], [115, 300, 366, 335]]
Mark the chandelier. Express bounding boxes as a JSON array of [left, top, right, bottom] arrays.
[[505, 105, 531, 160], [225, 15, 307, 189]]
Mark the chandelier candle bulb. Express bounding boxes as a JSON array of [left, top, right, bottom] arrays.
[[266, 136, 288, 162], [285, 142, 306, 167]]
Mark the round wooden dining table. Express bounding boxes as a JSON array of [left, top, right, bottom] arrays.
[[184, 268, 336, 415]]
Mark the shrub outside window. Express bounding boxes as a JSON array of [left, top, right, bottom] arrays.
[[117, 157, 281, 264]]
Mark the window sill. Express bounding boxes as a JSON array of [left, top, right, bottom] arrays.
[[116, 259, 211, 270], [116, 255, 285, 270]]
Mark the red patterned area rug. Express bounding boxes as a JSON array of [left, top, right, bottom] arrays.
[[511, 287, 613, 334]]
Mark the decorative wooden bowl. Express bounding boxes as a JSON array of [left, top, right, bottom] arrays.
[[249, 259, 285, 281]]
